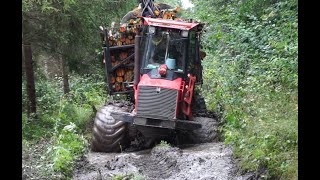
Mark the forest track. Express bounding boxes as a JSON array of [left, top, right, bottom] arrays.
[[72, 142, 255, 180], [73, 105, 255, 180]]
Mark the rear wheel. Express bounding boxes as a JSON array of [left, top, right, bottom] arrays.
[[177, 116, 219, 144], [179, 91, 219, 144], [91, 103, 130, 152], [192, 90, 207, 116], [190, 116, 219, 143]]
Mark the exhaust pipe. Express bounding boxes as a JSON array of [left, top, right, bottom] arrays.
[[134, 35, 141, 86]]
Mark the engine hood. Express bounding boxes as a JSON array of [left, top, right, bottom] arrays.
[[138, 74, 182, 90]]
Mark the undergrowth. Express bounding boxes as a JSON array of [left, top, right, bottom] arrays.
[[190, 0, 298, 179], [22, 73, 107, 179], [112, 173, 145, 180], [157, 140, 172, 147]]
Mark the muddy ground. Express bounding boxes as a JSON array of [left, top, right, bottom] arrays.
[[73, 142, 254, 180], [72, 143, 255, 180]]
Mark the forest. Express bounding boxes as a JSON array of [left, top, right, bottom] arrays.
[[22, 0, 297, 179]]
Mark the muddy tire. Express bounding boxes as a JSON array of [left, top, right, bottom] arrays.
[[192, 91, 207, 116], [189, 90, 219, 143], [191, 117, 219, 143], [178, 117, 219, 144], [91, 104, 130, 152]]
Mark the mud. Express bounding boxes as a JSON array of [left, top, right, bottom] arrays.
[[72, 142, 254, 180], [73, 103, 254, 179], [183, 117, 220, 144]]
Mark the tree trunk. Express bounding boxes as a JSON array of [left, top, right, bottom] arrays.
[[23, 42, 37, 118], [62, 56, 70, 94], [22, 44, 25, 77]]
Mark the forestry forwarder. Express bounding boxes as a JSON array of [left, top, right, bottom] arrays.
[[92, 0, 214, 152]]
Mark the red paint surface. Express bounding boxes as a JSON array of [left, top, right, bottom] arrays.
[[138, 74, 182, 90], [181, 74, 196, 120]]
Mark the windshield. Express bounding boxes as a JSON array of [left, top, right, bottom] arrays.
[[143, 28, 187, 72]]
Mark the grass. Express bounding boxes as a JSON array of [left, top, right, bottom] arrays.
[[156, 140, 172, 147], [220, 89, 298, 179], [22, 139, 63, 179], [112, 173, 145, 180], [22, 73, 107, 179]]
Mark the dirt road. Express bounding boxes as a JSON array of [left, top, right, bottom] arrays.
[[73, 114, 255, 180], [72, 142, 254, 180]]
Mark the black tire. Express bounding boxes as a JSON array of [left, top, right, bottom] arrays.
[[91, 104, 129, 152], [192, 89, 217, 118], [192, 96, 207, 114], [177, 117, 219, 144], [178, 91, 219, 144], [191, 93, 219, 143], [191, 117, 219, 143], [191, 90, 207, 116]]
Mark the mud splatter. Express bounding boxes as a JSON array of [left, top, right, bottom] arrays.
[[72, 142, 254, 180]]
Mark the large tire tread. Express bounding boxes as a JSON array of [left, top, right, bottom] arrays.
[[91, 103, 130, 152]]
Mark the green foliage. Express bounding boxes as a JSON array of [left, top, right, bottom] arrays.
[[223, 90, 298, 178], [112, 173, 145, 180], [23, 73, 106, 139], [22, 73, 107, 178], [22, 124, 88, 179], [157, 140, 171, 147], [191, 0, 297, 179], [49, 122, 88, 178], [36, 76, 63, 113], [23, 0, 139, 179], [23, 0, 137, 74]]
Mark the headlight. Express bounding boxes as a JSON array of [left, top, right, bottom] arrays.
[[181, 30, 189, 37], [149, 26, 156, 34]]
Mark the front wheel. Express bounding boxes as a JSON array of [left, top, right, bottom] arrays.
[[91, 104, 129, 152]]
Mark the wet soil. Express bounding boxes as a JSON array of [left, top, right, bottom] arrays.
[[72, 142, 254, 180], [73, 103, 255, 180]]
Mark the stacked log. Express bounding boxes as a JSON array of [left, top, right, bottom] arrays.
[[109, 47, 135, 92], [105, 6, 184, 92], [107, 18, 141, 47]]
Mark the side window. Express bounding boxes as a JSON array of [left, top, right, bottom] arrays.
[[187, 31, 202, 84], [187, 31, 196, 75]]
